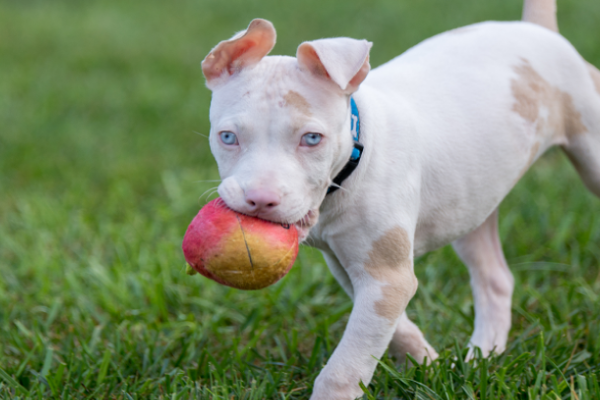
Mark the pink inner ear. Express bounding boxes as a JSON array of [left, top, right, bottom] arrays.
[[297, 39, 372, 93], [202, 19, 276, 85], [347, 55, 370, 90], [298, 44, 330, 79], [228, 41, 257, 74]]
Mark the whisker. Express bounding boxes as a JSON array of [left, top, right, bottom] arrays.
[[214, 199, 230, 210], [199, 186, 219, 202], [328, 183, 350, 193], [217, 200, 228, 208], [207, 188, 220, 195], [194, 131, 209, 139], [205, 190, 220, 201]]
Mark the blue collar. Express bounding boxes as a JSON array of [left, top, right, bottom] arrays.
[[327, 97, 364, 195]]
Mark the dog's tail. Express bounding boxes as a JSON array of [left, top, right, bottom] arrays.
[[522, 0, 559, 32]]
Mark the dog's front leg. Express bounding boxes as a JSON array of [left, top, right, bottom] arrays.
[[311, 228, 418, 400]]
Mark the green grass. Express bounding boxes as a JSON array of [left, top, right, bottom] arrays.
[[1, 0, 599, 398]]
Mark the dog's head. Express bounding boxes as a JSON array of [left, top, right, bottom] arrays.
[[202, 19, 371, 240]]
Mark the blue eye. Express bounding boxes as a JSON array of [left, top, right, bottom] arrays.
[[219, 131, 238, 145], [300, 132, 322, 147]]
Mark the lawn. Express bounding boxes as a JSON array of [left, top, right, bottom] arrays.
[[0, 0, 599, 398]]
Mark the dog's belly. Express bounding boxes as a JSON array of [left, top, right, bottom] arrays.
[[412, 139, 524, 257]]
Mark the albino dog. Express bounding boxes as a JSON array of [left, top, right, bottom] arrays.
[[201, 0, 600, 397]]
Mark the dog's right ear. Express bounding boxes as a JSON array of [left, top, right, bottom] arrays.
[[202, 19, 276, 89], [297, 38, 372, 94]]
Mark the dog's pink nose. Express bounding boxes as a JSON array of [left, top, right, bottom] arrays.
[[244, 189, 281, 213]]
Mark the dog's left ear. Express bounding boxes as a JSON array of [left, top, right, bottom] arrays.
[[297, 38, 372, 93], [202, 19, 276, 88]]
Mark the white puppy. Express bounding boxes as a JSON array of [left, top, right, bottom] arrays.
[[201, 0, 600, 398]]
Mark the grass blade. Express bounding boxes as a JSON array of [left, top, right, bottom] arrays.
[[0, 367, 30, 396], [97, 349, 112, 386]]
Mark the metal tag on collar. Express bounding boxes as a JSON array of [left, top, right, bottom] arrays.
[[350, 144, 361, 161]]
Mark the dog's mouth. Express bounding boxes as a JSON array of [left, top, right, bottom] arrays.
[[229, 204, 319, 243], [293, 209, 319, 242]]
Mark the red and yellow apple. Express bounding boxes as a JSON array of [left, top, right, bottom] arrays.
[[182, 198, 299, 290]]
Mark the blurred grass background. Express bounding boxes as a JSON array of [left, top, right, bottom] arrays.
[[0, 0, 599, 398]]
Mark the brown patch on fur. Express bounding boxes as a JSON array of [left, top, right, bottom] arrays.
[[364, 227, 417, 322], [365, 227, 411, 278], [511, 59, 587, 139], [374, 285, 410, 322], [283, 90, 312, 116], [587, 62, 600, 96]]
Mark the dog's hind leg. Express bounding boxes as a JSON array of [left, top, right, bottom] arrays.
[[452, 209, 514, 359], [561, 63, 600, 199]]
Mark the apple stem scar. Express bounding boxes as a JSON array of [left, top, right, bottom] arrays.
[[236, 214, 254, 269]]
